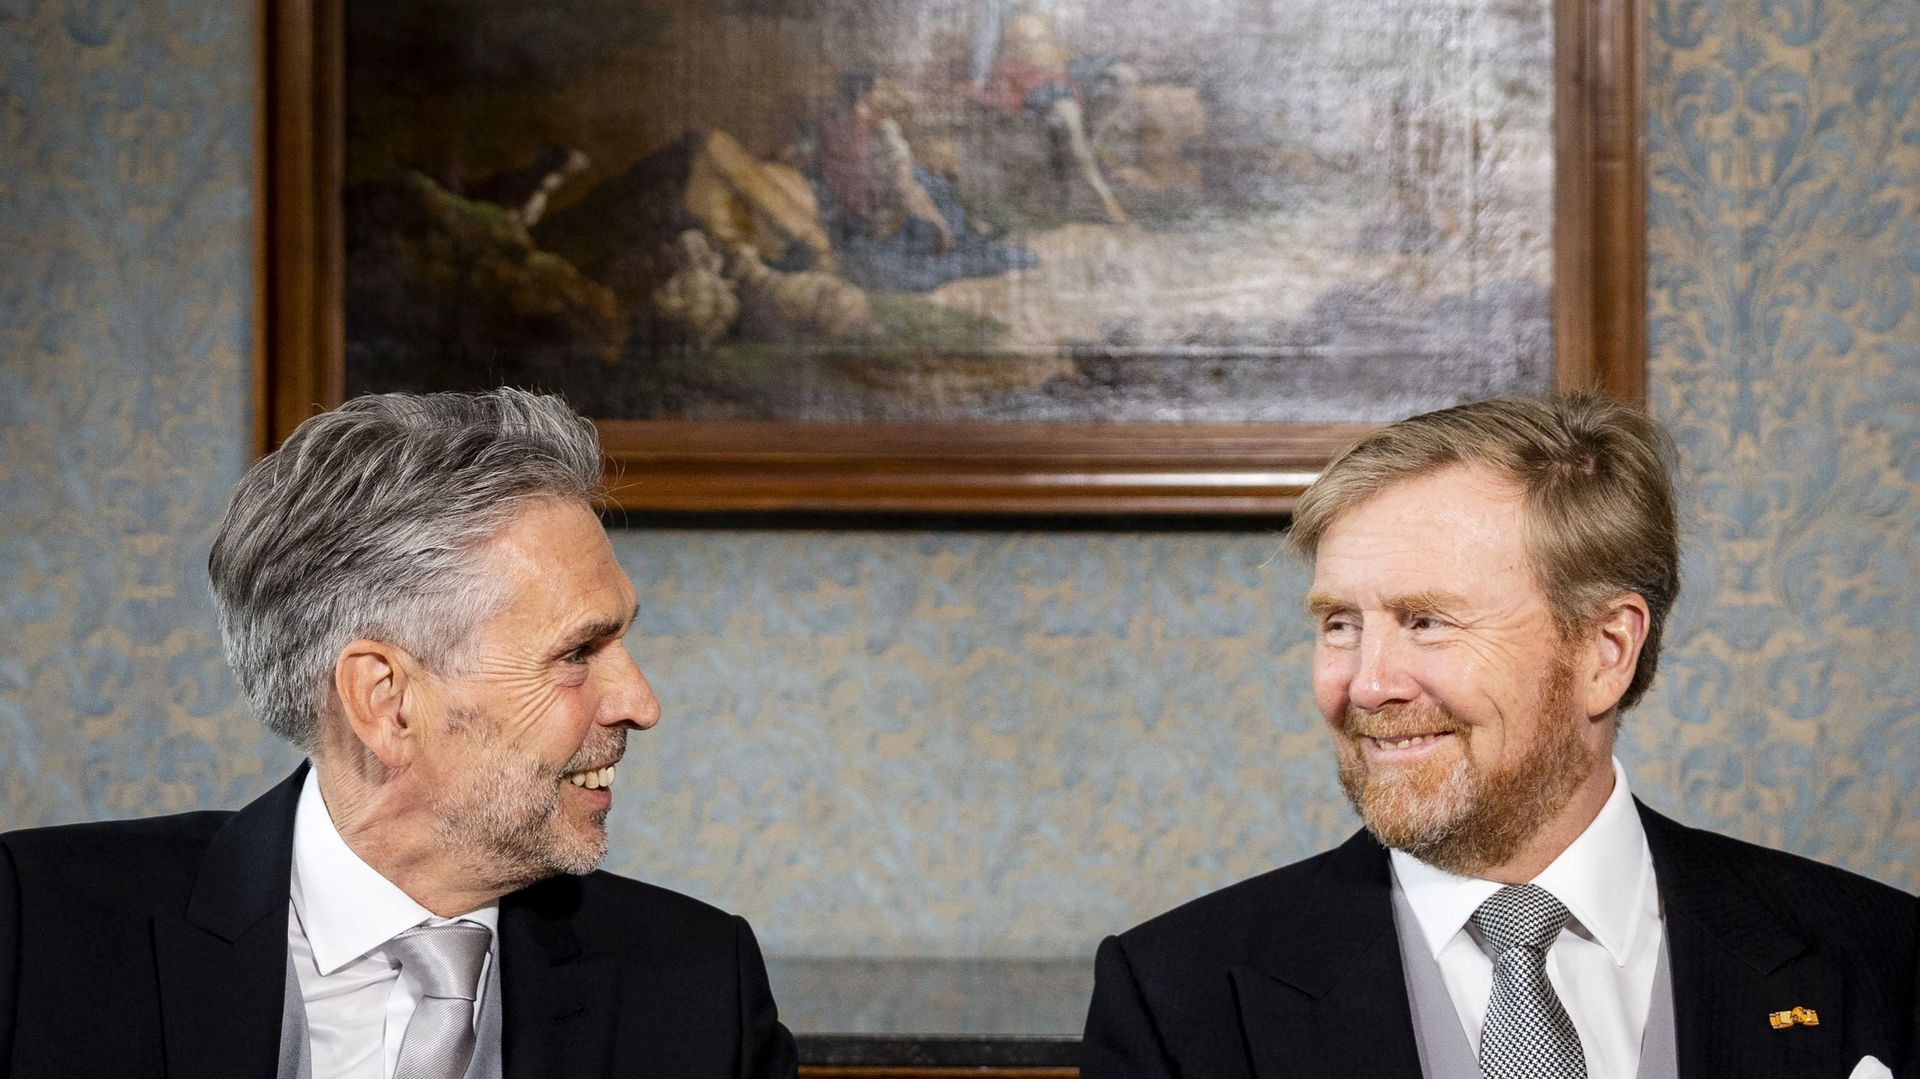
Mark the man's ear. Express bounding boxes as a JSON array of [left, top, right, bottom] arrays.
[[1583, 593, 1650, 720], [334, 640, 427, 769]]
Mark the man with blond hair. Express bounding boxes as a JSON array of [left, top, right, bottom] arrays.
[[1082, 394, 1916, 1078], [0, 390, 795, 1077]]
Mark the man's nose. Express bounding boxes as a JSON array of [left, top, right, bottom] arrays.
[[600, 645, 661, 730], [1347, 631, 1418, 712]]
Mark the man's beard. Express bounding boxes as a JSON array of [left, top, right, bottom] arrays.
[[433, 716, 628, 892], [1334, 650, 1593, 876]]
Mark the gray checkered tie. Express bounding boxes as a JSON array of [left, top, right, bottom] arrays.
[[1472, 885, 1588, 1079], [387, 921, 492, 1079]]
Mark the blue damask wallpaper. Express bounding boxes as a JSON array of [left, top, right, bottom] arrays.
[[1, 0, 1914, 957], [0, 0, 292, 828]]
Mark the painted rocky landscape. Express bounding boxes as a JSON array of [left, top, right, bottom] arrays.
[[344, 0, 1555, 423]]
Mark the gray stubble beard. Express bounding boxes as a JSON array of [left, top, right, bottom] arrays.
[[433, 719, 626, 892]]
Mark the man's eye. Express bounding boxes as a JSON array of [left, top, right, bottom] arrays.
[[564, 644, 595, 663], [1410, 615, 1442, 631]]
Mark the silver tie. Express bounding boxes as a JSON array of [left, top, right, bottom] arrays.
[[387, 921, 492, 1079], [1472, 885, 1588, 1079]]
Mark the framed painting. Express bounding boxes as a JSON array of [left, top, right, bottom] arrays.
[[265, 0, 1643, 515]]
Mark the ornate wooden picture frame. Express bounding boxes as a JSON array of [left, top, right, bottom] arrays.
[[265, 0, 1642, 516]]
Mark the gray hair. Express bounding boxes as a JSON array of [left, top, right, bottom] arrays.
[[210, 389, 604, 750]]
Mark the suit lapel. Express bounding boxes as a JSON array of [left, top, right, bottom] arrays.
[[1640, 802, 1844, 1079], [1232, 832, 1424, 1079], [153, 765, 308, 1079], [499, 875, 619, 1077]]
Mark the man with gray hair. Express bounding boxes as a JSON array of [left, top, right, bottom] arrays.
[[0, 390, 796, 1077], [1082, 394, 1916, 1078]]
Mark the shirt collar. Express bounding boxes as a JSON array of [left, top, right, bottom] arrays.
[[1389, 757, 1653, 967], [290, 767, 500, 976]]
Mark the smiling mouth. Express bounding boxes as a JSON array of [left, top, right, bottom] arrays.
[[1354, 728, 1462, 757], [1368, 733, 1451, 750], [563, 763, 616, 790]]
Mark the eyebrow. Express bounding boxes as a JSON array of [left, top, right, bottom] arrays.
[[1305, 592, 1347, 618], [1388, 590, 1470, 616], [549, 600, 641, 659], [1304, 590, 1471, 617]]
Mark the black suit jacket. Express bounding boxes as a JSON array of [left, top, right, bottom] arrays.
[[1083, 802, 1919, 1078], [0, 766, 798, 1078]]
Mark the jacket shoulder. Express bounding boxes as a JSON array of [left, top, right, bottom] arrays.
[[0, 812, 238, 963], [524, 869, 757, 957], [530, 872, 794, 1076], [1657, 816, 1917, 934], [1086, 836, 1395, 1076], [576, 869, 743, 923], [1116, 835, 1383, 968], [1, 811, 232, 888]]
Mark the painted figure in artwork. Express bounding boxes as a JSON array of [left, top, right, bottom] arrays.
[[800, 70, 1037, 293], [970, 0, 1129, 225], [818, 70, 955, 255]]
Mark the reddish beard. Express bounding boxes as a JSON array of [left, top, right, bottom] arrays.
[[1334, 649, 1592, 876]]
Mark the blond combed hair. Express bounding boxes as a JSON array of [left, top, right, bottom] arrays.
[[1290, 394, 1681, 714]]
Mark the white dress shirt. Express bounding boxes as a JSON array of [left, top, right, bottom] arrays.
[[1390, 758, 1663, 1078], [288, 771, 500, 1079]]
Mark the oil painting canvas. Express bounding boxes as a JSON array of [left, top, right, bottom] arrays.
[[340, 0, 1557, 427]]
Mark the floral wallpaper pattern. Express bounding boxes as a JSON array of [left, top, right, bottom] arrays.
[[1636, 0, 1919, 879], [0, 0, 1913, 957], [0, 0, 296, 830]]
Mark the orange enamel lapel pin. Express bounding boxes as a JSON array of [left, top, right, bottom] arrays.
[[1767, 1006, 1820, 1030]]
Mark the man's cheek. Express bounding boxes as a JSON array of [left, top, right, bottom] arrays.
[[1310, 669, 1349, 726]]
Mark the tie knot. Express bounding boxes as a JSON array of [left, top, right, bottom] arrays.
[[1471, 884, 1572, 955], [387, 921, 491, 1001]]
